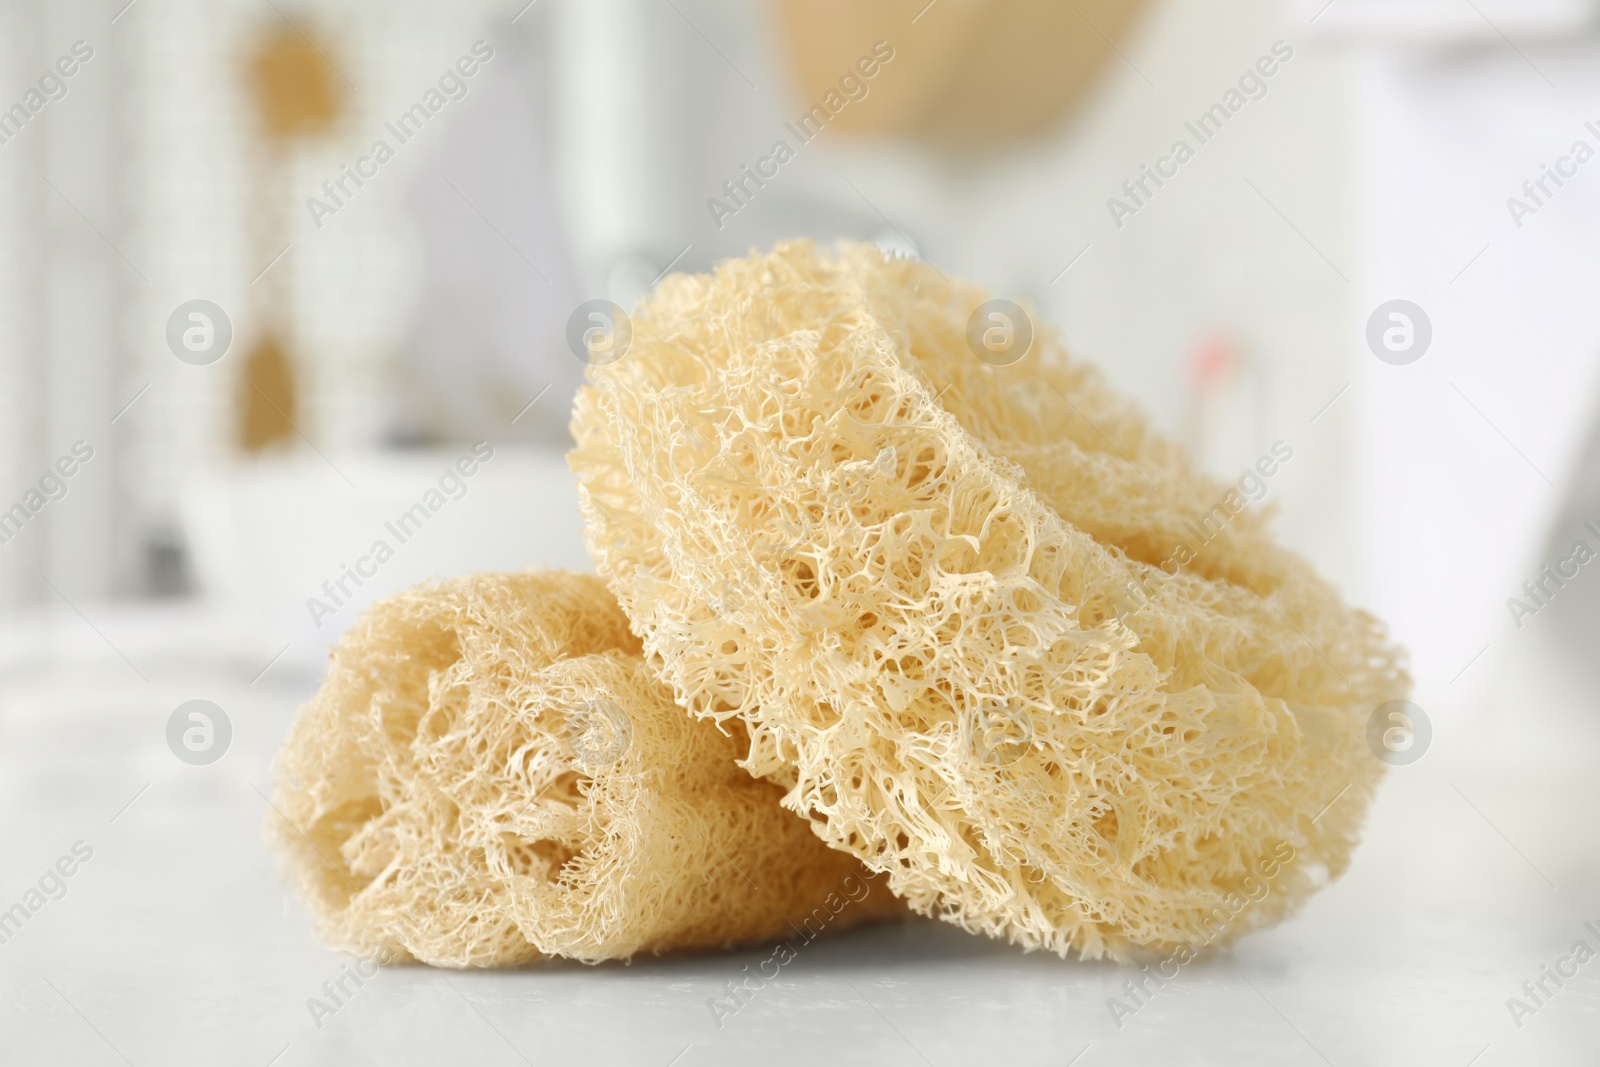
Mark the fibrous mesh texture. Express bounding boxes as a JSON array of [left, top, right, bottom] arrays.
[[568, 241, 1409, 959], [269, 570, 899, 966]]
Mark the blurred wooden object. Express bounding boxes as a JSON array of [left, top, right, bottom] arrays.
[[248, 26, 341, 140], [772, 0, 1149, 149], [238, 335, 299, 453], [238, 23, 344, 451]]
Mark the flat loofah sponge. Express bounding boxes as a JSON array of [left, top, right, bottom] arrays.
[[268, 570, 899, 966], [568, 241, 1410, 959]]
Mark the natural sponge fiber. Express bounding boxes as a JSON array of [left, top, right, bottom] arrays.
[[268, 570, 899, 966], [568, 241, 1410, 959]]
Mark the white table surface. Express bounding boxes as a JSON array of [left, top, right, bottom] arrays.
[[0, 600, 1595, 1066]]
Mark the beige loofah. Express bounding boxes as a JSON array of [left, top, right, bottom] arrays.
[[569, 241, 1410, 959], [268, 570, 899, 966]]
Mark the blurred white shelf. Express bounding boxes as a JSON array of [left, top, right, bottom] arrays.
[[1297, 0, 1599, 44], [178, 445, 591, 675]]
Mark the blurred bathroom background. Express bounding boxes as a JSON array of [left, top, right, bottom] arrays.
[[9, 7, 1600, 1062], [3, 0, 1600, 711]]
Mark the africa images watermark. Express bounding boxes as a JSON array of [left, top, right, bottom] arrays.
[[0, 40, 95, 147], [1163, 440, 1293, 570], [1106, 440, 1294, 619], [167, 699, 232, 766], [566, 699, 632, 767], [1505, 119, 1600, 230], [705, 872, 874, 1030], [1106, 40, 1295, 229], [971, 699, 1034, 767], [0, 440, 96, 547], [705, 40, 895, 230], [1106, 840, 1296, 1029], [307, 953, 382, 1030], [306, 41, 495, 229], [305, 908, 437, 1030], [1504, 918, 1600, 1031], [1505, 518, 1600, 629], [305, 441, 495, 628], [0, 840, 95, 948]]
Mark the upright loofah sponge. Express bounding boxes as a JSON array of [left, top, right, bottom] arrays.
[[269, 570, 899, 966], [569, 241, 1410, 959]]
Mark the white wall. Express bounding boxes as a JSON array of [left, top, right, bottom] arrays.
[[0, 0, 127, 606], [1354, 43, 1600, 699]]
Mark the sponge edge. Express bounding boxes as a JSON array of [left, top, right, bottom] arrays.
[[268, 570, 900, 966], [569, 240, 1410, 959]]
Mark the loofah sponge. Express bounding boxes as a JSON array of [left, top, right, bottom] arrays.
[[568, 241, 1410, 959], [268, 570, 899, 966]]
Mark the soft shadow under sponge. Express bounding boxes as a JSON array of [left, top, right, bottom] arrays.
[[268, 570, 898, 966], [568, 240, 1410, 959]]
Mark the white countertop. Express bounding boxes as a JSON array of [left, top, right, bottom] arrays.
[[0, 601, 1595, 1066]]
